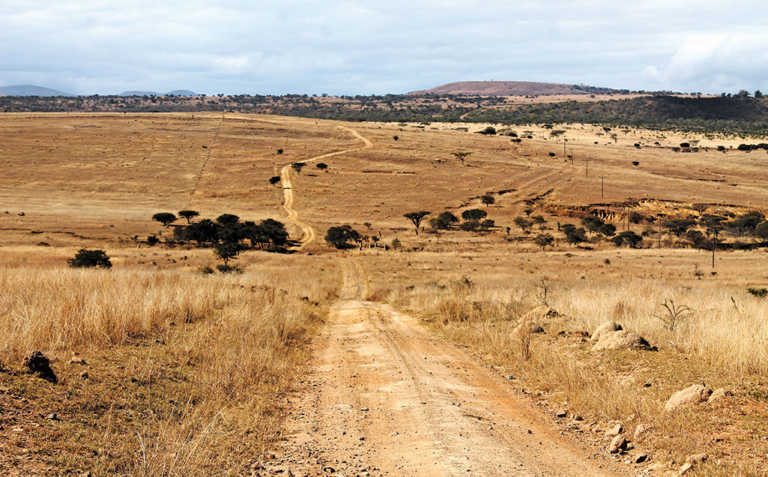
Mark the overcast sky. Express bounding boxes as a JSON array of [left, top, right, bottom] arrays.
[[1, 1, 766, 95]]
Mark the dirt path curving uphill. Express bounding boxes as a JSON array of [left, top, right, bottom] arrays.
[[281, 126, 372, 250], [265, 260, 621, 476]]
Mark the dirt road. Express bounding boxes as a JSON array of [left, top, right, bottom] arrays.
[[265, 261, 620, 476], [281, 126, 372, 249]]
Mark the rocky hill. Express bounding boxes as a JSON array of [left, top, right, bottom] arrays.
[[409, 81, 623, 96]]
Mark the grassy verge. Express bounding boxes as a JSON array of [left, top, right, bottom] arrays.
[[0, 260, 337, 475], [379, 274, 768, 476]]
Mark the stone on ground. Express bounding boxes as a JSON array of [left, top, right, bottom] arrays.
[[664, 384, 712, 412]]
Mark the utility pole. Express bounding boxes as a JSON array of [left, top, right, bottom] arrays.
[[601, 176, 604, 199]]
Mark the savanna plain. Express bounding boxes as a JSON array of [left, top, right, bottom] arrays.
[[1, 112, 767, 476]]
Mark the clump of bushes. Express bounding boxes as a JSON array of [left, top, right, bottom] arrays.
[[68, 249, 112, 269]]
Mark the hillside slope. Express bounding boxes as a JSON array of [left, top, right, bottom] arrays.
[[409, 80, 621, 96], [0, 84, 72, 96]]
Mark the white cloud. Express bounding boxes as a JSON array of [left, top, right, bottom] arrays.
[[0, 1, 766, 94]]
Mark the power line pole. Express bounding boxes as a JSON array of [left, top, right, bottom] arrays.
[[601, 176, 604, 199]]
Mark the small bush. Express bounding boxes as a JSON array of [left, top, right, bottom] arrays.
[[68, 249, 112, 269], [747, 287, 768, 298]]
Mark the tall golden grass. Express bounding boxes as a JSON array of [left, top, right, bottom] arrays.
[[383, 274, 767, 474], [0, 263, 337, 475]]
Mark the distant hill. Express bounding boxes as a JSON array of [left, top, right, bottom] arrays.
[[0, 84, 72, 96], [120, 91, 159, 96], [409, 81, 624, 96], [166, 90, 196, 96]]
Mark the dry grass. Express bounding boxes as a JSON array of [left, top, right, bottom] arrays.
[[0, 259, 338, 476], [378, 269, 768, 475]]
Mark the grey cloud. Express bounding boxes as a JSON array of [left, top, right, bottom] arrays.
[[1, 0, 766, 95]]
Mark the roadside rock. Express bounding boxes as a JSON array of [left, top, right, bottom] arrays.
[[708, 387, 732, 403], [633, 424, 649, 441], [664, 384, 712, 412], [591, 321, 622, 342], [23, 351, 57, 384], [592, 330, 653, 351], [606, 424, 623, 437], [608, 435, 628, 454]]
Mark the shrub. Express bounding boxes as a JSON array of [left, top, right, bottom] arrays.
[[564, 227, 587, 244], [434, 211, 459, 230], [325, 225, 360, 249], [68, 249, 112, 269], [269, 176, 281, 185], [747, 287, 768, 298], [612, 231, 643, 248], [534, 233, 554, 250], [462, 209, 487, 221], [478, 126, 496, 135], [481, 195, 495, 206]]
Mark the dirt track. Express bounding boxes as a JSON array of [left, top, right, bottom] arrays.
[[264, 260, 619, 476], [280, 125, 372, 249], [265, 127, 622, 476]]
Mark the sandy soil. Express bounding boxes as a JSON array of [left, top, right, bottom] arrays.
[[263, 127, 622, 475], [263, 259, 621, 476]]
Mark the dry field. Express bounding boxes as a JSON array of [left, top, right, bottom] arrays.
[[1, 112, 768, 475]]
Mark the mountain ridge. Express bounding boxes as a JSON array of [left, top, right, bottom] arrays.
[[409, 80, 625, 96]]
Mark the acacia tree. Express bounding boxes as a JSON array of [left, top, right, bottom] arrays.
[[316, 163, 328, 172], [178, 210, 199, 224], [462, 209, 487, 222], [481, 195, 495, 206], [701, 214, 727, 268], [291, 162, 305, 174], [152, 212, 177, 227], [269, 176, 281, 185], [214, 242, 243, 268], [325, 225, 360, 249], [404, 211, 430, 235]]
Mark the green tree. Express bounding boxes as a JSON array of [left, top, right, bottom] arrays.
[[612, 231, 642, 248], [214, 242, 243, 266], [216, 214, 240, 226], [152, 212, 177, 227], [755, 221, 768, 241], [325, 225, 361, 249], [178, 210, 199, 224], [68, 249, 112, 269], [434, 211, 459, 230], [462, 209, 487, 221], [663, 218, 696, 237], [534, 233, 554, 250], [564, 226, 588, 244], [404, 211, 430, 235], [514, 216, 532, 232]]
